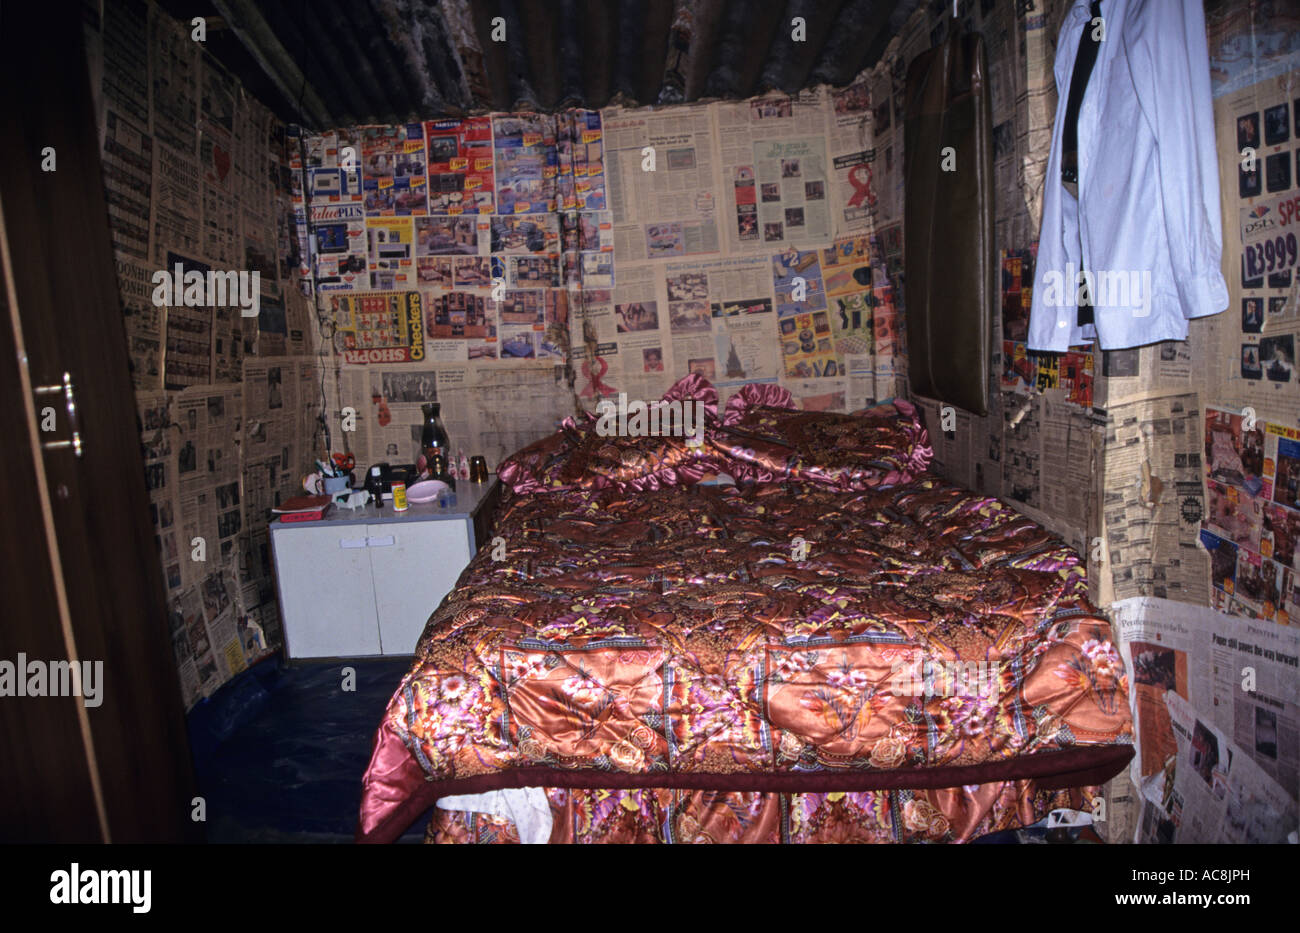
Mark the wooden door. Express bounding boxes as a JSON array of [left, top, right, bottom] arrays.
[[0, 4, 199, 842]]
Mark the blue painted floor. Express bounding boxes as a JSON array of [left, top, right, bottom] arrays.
[[187, 656, 1086, 845], [188, 656, 430, 843]]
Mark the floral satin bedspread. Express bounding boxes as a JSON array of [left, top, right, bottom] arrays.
[[358, 475, 1133, 842]]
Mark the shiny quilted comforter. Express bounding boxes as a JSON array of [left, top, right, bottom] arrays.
[[358, 454, 1133, 843]]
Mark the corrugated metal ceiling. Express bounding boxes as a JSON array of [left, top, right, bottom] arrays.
[[160, 0, 918, 128]]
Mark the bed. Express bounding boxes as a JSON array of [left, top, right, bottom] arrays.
[[358, 376, 1133, 843]]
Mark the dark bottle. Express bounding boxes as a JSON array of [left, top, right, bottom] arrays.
[[367, 465, 385, 508], [420, 402, 451, 476]]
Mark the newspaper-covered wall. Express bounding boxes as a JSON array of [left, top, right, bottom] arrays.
[[93, 2, 1300, 794], [87, 2, 317, 708], [867, 0, 1097, 548], [1203, 17, 1300, 623], [874, 1, 1300, 835], [300, 86, 919, 469], [1113, 598, 1298, 843]]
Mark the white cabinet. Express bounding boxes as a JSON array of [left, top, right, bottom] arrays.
[[270, 479, 497, 659], [272, 524, 383, 658], [369, 520, 471, 654]]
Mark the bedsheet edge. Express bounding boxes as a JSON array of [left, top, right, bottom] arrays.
[[355, 734, 1132, 843]]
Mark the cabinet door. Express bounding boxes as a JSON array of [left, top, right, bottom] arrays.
[[273, 525, 382, 658], [368, 521, 471, 655]]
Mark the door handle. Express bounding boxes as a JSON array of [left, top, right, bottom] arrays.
[[339, 537, 369, 549], [367, 535, 395, 547], [33, 371, 83, 458]]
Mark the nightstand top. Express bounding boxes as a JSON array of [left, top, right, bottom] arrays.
[[270, 475, 498, 530]]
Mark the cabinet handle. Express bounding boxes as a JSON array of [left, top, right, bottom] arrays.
[[368, 535, 395, 547], [339, 537, 368, 549]]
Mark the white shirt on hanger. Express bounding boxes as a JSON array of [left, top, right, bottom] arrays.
[[1027, 0, 1228, 352]]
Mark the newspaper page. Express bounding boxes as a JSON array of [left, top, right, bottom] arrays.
[[365, 216, 416, 289], [167, 585, 208, 708], [1134, 692, 1297, 843], [310, 201, 368, 293], [1036, 390, 1095, 535], [603, 104, 723, 261], [151, 138, 202, 268], [438, 365, 573, 469], [771, 246, 841, 381], [242, 357, 302, 470], [592, 260, 672, 402], [917, 397, 975, 490], [748, 135, 832, 248], [1213, 72, 1300, 423], [327, 290, 426, 364], [174, 384, 243, 589], [97, 0, 149, 131], [1115, 602, 1300, 839], [236, 100, 280, 284], [361, 123, 429, 216], [870, 225, 904, 396], [822, 234, 876, 405], [167, 569, 246, 707], [982, 0, 1033, 250], [1095, 325, 1214, 408], [990, 388, 1095, 552], [241, 358, 306, 539], [659, 255, 780, 401], [1020, 0, 1063, 234], [1000, 390, 1044, 511], [1100, 392, 1210, 604], [210, 298, 246, 384], [138, 391, 183, 596], [1202, 406, 1300, 624], [102, 106, 153, 262], [863, 64, 901, 230], [425, 116, 496, 214], [147, 0, 204, 264], [334, 359, 570, 472], [116, 255, 163, 389], [575, 209, 614, 291], [305, 128, 363, 209], [1113, 598, 1299, 842], [1113, 598, 1300, 796], [338, 361, 440, 466], [782, 376, 848, 412], [492, 113, 558, 215], [161, 252, 214, 390], [827, 79, 876, 236], [198, 56, 239, 266], [286, 126, 314, 283], [557, 109, 608, 212], [860, 6, 930, 230], [149, 8, 197, 154], [714, 90, 831, 254]]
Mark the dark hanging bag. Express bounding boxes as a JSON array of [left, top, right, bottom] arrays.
[[903, 30, 995, 416]]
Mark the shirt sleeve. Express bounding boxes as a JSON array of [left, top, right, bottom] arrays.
[[1125, 0, 1229, 319]]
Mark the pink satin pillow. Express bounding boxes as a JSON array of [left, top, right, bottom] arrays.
[[497, 376, 932, 494], [708, 394, 932, 490]]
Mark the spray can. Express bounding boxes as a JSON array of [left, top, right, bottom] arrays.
[[391, 481, 408, 512]]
